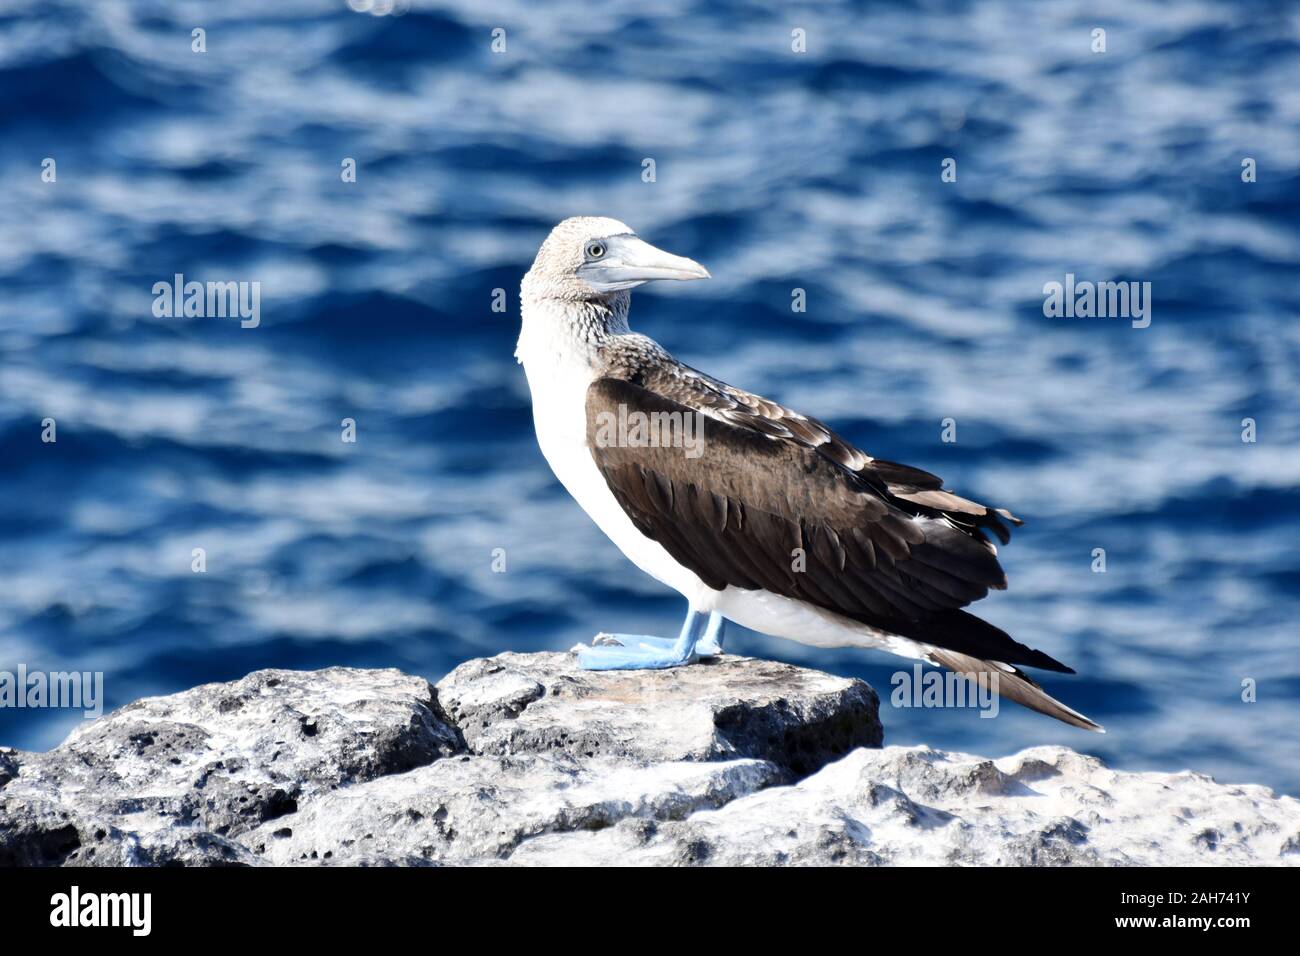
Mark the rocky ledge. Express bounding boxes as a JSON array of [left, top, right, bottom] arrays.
[[1, 652, 1296, 866]]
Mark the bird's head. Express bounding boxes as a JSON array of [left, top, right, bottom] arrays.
[[523, 217, 710, 303]]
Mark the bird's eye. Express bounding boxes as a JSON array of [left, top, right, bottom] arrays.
[[586, 242, 606, 259]]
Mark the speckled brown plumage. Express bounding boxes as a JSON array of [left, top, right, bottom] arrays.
[[586, 339, 1067, 674]]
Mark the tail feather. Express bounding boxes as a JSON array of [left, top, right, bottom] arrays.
[[897, 609, 1075, 675], [928, 648, 1104, 733]]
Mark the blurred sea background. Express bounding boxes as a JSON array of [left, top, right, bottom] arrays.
[[2, 0, 1298, 793]]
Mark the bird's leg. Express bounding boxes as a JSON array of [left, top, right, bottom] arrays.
[[577, 607, 709, 670], [695, 611, 726, 656]]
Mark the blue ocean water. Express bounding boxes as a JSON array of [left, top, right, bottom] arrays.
[[1, 0, 1298, 794]]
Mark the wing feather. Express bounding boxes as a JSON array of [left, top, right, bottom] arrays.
[[585, 372, 1069, 673]]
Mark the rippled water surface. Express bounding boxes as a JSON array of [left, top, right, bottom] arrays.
[[2, 0, 1299, 793]]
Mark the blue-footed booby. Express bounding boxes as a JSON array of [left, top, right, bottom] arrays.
[[516, 216, 1101, 731]]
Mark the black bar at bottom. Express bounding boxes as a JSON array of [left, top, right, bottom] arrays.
[[0, 864, 1284, 941]]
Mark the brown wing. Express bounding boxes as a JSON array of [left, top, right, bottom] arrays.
[[586, 373, 1068, 673], [652, 363, 1022, 546]]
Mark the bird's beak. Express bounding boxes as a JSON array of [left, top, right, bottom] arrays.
[[577, 235, 711, 293]]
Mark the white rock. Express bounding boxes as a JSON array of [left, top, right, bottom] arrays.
[[244, 754, 781, 865], [507, 745, 1300, 866], [3, 653, 1296, 867], [435, 651, 882, 778]]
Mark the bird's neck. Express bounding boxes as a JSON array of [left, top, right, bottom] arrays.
[[516, 291, 631, 372]]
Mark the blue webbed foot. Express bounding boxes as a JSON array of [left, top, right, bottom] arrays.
[[592, 633, 678, 650], [575, 609, 724, 671], [576, 635, 698, 670]]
